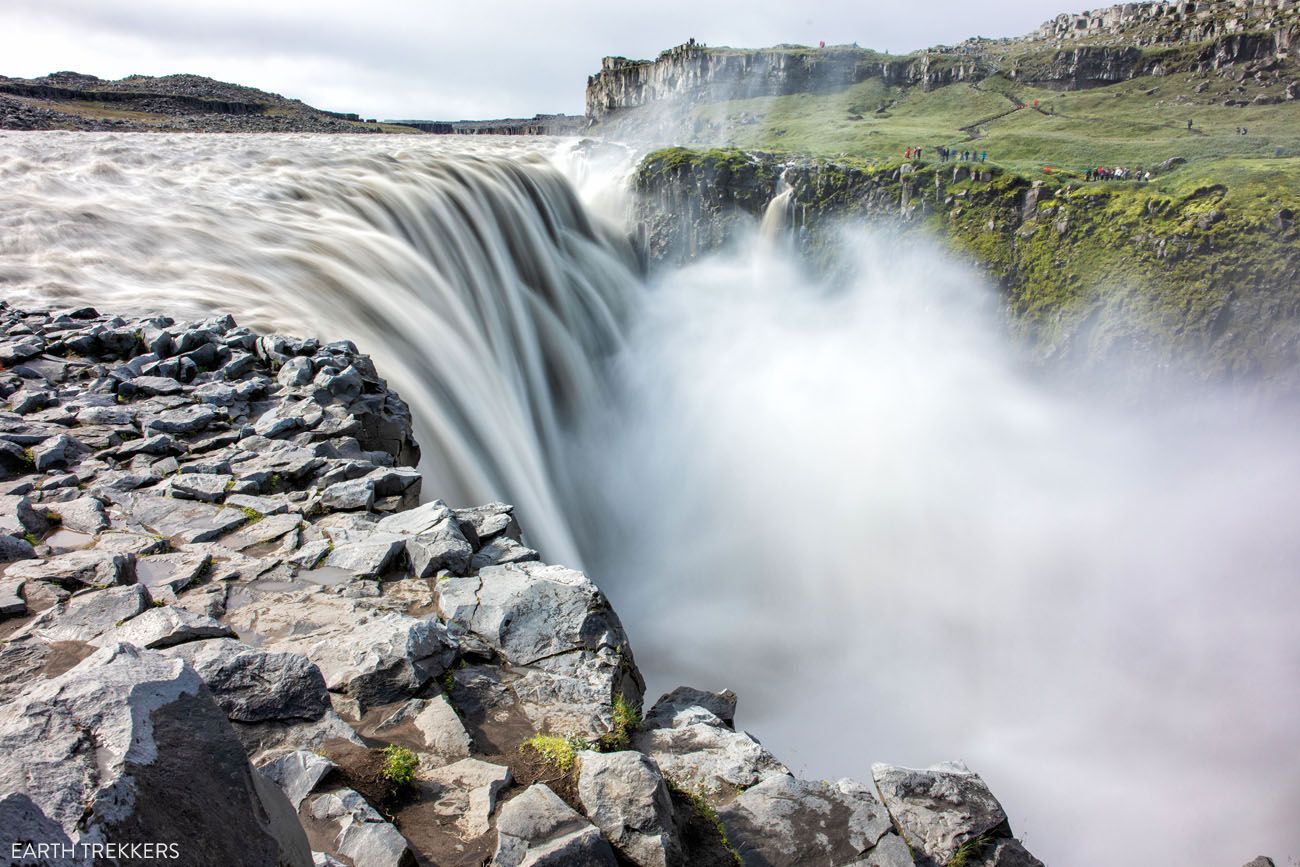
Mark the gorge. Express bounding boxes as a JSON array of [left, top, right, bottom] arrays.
[[0, 130, 1296, 866]]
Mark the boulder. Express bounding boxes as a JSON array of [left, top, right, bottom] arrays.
[[165, 637, 331, 724], [172, 472, 234, 503], [634, 695, 787, 797], [493, 783, 617, 867], [259, 750, 338, 809], [325, 534, 405, 578], [22, 584, 150, 643], [0, 643, 312, 867], [250, 600, 455, 714], [437, 562, 631, 666], [96, 604, 233, 649], [470, 536, 540, 571], [871, 762, 1013, 867], [4, 549, 135, 588], [47, 496, 108, 534], [0, 578, 26, 618], [577, 750, 681, 867], [0, 533, 36, 564], [716, 775, 895, 867], [321, 477, 375, 512]]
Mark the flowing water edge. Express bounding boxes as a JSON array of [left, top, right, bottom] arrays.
[[1, 131, 1297, 866]]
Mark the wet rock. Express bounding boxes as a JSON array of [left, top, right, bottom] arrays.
[[134, 549, 212, 598], [871, 762, 1013, 867], [577, 750, 681, 867], [494, 783, 617, 867], [0, 643, 313, 867], [166, 637, 331, 724]]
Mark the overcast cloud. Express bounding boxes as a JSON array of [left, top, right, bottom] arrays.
[[2, 0, 1072, 119]]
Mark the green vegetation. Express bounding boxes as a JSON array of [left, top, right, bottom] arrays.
[[22, 532, 40, 547], [236, 505, 264, 525], [637, 137, 1300, 383], [667, 779, 743, 866], [688, 71, 1300, 181], [948, 833, 994, 867], [597, 694, 642, 751], [519, 733, 592, 774], [380, 745, 419, 789]]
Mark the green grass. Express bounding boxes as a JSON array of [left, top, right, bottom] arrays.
[[520, 733, 592, 774], [596, 694, 642, 751], [679, 72, 1300, 209], [667, 779, 743, 866], [380, 745, 418, 789], [948, 833, 994, 867]]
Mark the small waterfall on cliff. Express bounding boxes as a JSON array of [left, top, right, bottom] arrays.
[[2, 132, 1298, 867]]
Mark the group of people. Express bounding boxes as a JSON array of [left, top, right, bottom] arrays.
[[1085, 166, 1151, 182], [904, 146, 988, 163]]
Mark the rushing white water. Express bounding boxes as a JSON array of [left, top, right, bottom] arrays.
[[1, 132, 1297, 866]]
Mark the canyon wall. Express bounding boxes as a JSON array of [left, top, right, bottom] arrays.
[[632, 148, 1300, 393]]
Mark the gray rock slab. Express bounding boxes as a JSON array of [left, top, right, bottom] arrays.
[[166, 637, 331, 724], [871, 762, 1011, 867], [0, 642, 312, 867], [577, 750, 680, 867], [494, 783, 616, 867]]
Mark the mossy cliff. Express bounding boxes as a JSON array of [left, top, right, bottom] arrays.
[[633, 147, 1300, 391]]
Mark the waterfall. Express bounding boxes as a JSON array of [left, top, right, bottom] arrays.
[[759, 183, 794, 239], [2, 131, 1298, 867], [0, 132, 642, 565]]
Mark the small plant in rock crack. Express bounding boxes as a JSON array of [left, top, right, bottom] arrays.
[[948, 833, 994, 867], [520, 733, 592, 774], [380, 745, 419, 789]]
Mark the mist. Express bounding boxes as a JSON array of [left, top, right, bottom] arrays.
[[1, 131, 1295, 865], [579, 227, 1300, 866]]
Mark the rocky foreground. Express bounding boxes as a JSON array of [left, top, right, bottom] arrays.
[[0, 299, 1070, 867]]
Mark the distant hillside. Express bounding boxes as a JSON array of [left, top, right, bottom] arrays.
[[0, 71, 416, 133], [586, 0, 1300, 169]]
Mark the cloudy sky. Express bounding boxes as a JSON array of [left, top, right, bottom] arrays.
[[3, 0, 1072, 120]]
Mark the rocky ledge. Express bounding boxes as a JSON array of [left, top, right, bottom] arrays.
[[0, 301, 1055, 867]]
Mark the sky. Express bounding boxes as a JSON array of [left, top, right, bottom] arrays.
[[2, 0, 1076, 120]]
